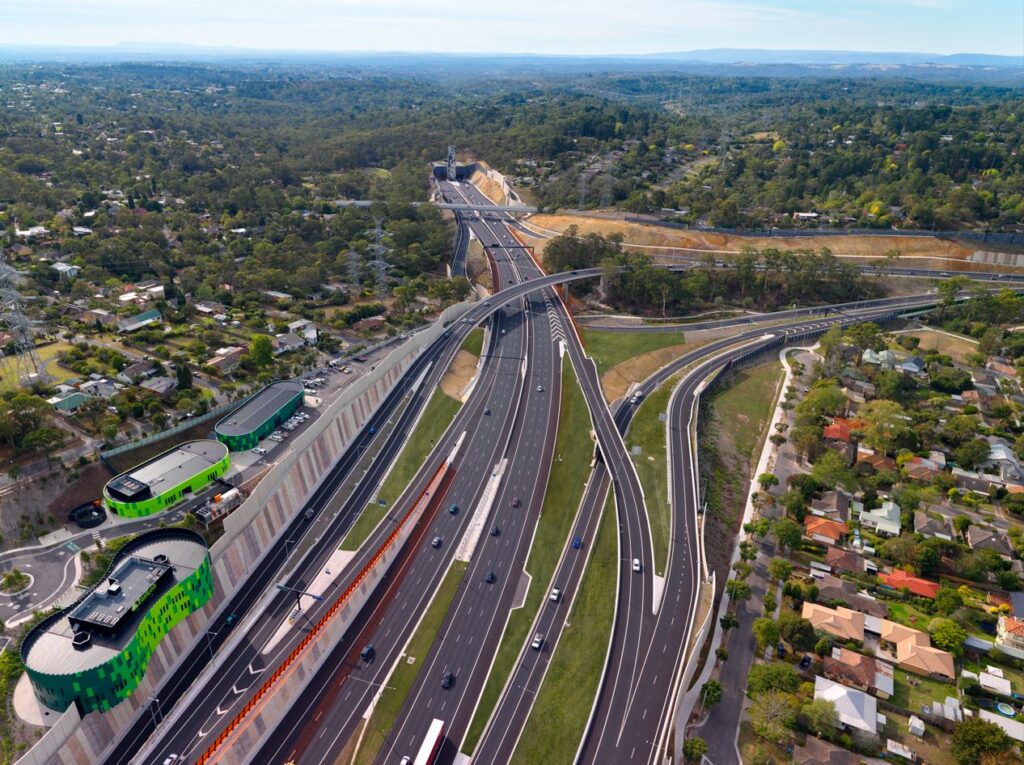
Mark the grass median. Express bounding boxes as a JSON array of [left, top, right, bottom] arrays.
[[511, 489, 617, 765], [460, 326, 485, 356], [353, 560, 468, 765], [341, 388, 462, 551], [625, 373, 680, 577], [579, 328, 685, 376], [462, 356, 593, 754]]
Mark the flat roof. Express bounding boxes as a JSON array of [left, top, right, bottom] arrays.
[[23, 534, 208, 677], [215, 380, 304, 437], [106, 440, 227, 502], [69, 555, 172, 633]]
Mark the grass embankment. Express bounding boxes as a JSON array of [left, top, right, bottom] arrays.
[[625, 374, 680, 577], [511, 490, 616, 765], [353, 561, 468, 765], [460, 327, 485, 357], [463, 357, 593, 753], [341, 388, 461, 551], [579, 329, 685, 377], [712, 362, 783, 466]]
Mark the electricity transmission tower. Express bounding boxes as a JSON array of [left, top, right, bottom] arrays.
[[0, 257, 46, 386]]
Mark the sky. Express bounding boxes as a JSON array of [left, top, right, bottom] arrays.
[[0, 0, 1021, 57]]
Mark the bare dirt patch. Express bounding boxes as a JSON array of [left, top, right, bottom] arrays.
[[466, 238, 493, 291], [528, 213, 982, 265], [47, 462, 111, 519], [901, 328, 979, 364], [440, 349, 479, 401], [469, 167, 507, 206]]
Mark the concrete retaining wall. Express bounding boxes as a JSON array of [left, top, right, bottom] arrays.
[[19, 302, 472, 765]]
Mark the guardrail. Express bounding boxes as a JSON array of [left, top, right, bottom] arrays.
[[195, 459, 454, 765]]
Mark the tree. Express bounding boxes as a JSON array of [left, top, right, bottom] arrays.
[[249, 334, 274, 367], [773, 518, 802, 551], [800, 698, 838, 737], [682, 738, 708, 762], [811, 449, 855, 491], [720, 612, 739, 631], [175, 363, 193, 390], [754, 617, 780, 653], [936, 588, 965, 616], [779, 613, 817, 651], [955, 439, 991, 470], [748, 662, 800, 696], [768, 558, 793, 583], [952, 717, 1016, 765], [726, 578, 752, 601], [748, 690, 799, 744], [858, 399, 911, 454], [700, 680, 723, 708], [929, 617, 968, 656], [758, 473, 780, 491]]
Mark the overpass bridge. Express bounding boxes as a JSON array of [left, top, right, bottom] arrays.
[[333, 199, 537, 214]]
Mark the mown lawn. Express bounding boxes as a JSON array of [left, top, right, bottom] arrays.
[[579, 328, 686, 376], [511, 490, 617, 765], [0, 341, 76, 390], [353, 561, 468, 765], [626, 373, 680, 576], [341, 388, 461, 551], [891, 668, 956, 716], [463, 357, 593, 753], [460, 327, 485, 357]]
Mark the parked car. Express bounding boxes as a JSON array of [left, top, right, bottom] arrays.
[[253, 447, 267, 456], [799, 655, 812, 671]]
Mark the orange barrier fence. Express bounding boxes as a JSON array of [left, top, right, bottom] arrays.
[[195, 459, 453, 765]]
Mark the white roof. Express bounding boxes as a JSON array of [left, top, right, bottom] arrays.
[[981, 710, 1024, 742], [980, 671, 1013, 696], [814, 676, 877, 734]]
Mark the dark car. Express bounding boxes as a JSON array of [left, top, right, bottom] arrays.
[[225, 613, 237, 627], [484, 571, 497, 584], [776, 643, 786, 658], [431, 536, 443, 549], [572, 535, 583, 550], [491, 526, 500, 537], [799, 655, 812, 671], [360, 645, 375, 662], [441, 672, 455, 689], [511, 498, 521, 508], [484, 408, 491, 415], [449, 504, 459, 515]]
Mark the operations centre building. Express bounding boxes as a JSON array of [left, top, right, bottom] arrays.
[[214, 379, 304, 451], [103, 440, 230, 518], [20, 529, 214, 713]]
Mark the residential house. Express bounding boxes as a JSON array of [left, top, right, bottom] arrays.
[[878, 568, 940, 599], [811, 490, 852, 522], [862, 349, 899, 369], [982, 437, 1024, 483], [273, 333, 306, 355], [81, 308, 118, 327], [813, 676, 879, 735], [117, 360, 156, 384], [996, 616, 1024, 660], [987, 358, 1018, 378], [967, 526, 1014, 560], [859, 500, 902, 537], [804, 516, 849, 546], [856, 447, 896, 473], [802, 603, 865, 642], [47, 390, 92, 413], [824, 647, 894, 698], [352, 315, 386, 332], [287, 319, 318, 345], [867, 616, 955, 680], [140, 376, 177, 399], [824, 418, 863, 443], [194, 300, 225, 316], [816, 575, 888, 618], [913, 511, 952, 541], [826, 546, 877, 575], [262, 290, 292, 302], [208, 346, 244, 375], [951, 467, 998, 496], [904, 455, 941, 482], [79, 378, 122, 399], [117, 308, 162, 334], [899, 356, 927, 377], [52, 262, 80, 280], [793, 736, 861, 765]]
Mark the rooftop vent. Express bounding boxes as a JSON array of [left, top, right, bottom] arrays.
[[153, 553, 168, 564], [72, 631, 92, 650]]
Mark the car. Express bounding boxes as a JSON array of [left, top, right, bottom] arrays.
[[531, 633, 544, 650], [400, 758, 411, 765], [799, 655, 812, 670], [162, 756, 179, 765], [484, 408, 491, 415], [490, 526, 500, 537], [536, 385, 544, 392], [549, 588, 561, 603], [508, 279, 514, 284], [512, 498, 521, 508], [632, 558, 642, 573], [449, 504, 459, 515], [305, 508, 315, 520], [431, 536, 442, 548], [361, 644, 375, 662], [441, 672, 455, 689], [483, 301, 491, 307], [253, 447, 267, 456], [269, 435, 283, 442], [572, 535, 582, 550], [501, 328, 506, 335], [369, 425, 377, 434], [484, 571, 497, 583]]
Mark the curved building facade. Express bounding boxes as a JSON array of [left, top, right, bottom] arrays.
[[21, 529, 214, 714], [103, 440, 230, 517], [214, 380, 304, 451]]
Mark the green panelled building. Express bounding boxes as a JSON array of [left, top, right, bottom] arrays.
[[21, 529, 214, 713], [103, 440, 230, 517], [214, 380, 304, 451]]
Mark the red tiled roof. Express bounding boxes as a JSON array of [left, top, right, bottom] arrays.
[[824, 418, 865, 442], [804, 515, 849, 542], [879, 568, 940, 598]]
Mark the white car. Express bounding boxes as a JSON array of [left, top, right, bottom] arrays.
[[253, 447, 267, 456], [632, 558, 642, 573], [531, 633, 544, 650], [549, 588, 561, 603]]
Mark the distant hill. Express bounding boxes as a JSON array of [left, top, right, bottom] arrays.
[[644, 48, 1023, 68]]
